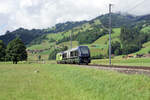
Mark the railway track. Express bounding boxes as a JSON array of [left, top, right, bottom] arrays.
[[88, 64, 150, 70], [75, 64, 150, 76]]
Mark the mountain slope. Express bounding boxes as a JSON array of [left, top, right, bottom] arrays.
[[1, 13, 150, 60], [0, 21, 86, 45], [0, 28, 44, 45], [28, 13, 150, 48], [1, 13, 150, 45], [28, 19, 104, 50], [96, 13, 136, 28]]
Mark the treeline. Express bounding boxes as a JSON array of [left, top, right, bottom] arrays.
[[111, 26, 150, 55], [0, 38, 27, 64]]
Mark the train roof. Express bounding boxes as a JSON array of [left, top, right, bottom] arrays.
[[57, 46, 89, 54], [65, 46, 88, 52]]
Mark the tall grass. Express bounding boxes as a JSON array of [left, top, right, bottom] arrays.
[[92, 58, 150, 67], [0, 63, 150, 100]]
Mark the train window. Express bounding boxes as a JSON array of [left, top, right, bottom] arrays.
[[80, 47, 89, 54], [63, 53, 67, 58], [71, 52, 74, 57], [75, 51, 78, 56], [71, 50, 78, 57]]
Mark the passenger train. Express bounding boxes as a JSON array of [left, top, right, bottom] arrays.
[[56, 46, 91, 64]]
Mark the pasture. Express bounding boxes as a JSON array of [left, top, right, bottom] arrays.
[[0, 62, 150, 100], [92, 58, 150, 67]]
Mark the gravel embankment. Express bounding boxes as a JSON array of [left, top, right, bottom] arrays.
[[76, 64, 150, 76]]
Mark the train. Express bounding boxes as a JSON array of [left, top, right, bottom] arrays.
[[56, 46, 91, 64]]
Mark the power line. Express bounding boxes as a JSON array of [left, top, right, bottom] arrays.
[[125, 0, 146, 12]]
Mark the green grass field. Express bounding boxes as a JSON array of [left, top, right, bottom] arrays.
[[0, 63, 150, 100], [92, 58, 150, 67]]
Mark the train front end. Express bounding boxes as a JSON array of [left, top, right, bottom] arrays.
[[78, 46, 91, 64]]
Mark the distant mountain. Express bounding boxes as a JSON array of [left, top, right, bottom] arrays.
[[136, 14, 150, 21], [0, 21, 87, 45], [1, 13, 150, 45], [44, 21, 87, 33], [95, 13, 136, 28], [0, 28, 43, 45]]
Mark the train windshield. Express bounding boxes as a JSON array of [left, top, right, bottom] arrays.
[[80, 47, 89, 54]]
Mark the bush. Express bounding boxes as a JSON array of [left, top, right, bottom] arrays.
[[114, 48, 122, 55], [111, 41, 122, 55], [122, 44, 140, 55]]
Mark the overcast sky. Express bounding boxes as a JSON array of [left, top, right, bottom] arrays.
[[0, 0, 150, 35]]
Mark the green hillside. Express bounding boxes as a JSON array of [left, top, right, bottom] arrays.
[[1, 13, 149, 61], [27, 27, 120, 60], [90, 28, 121, 56], [135, 41, 150, 54], [133, 26, 150, 55], [26, 21, 103, 60], [0, 21, 87, 45], [27, 24, 150, 61], [28, 21, 98, 49]]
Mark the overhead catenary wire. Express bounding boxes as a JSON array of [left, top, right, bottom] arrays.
[[125, 0, 146, 13], [100, 0, 147, 33]]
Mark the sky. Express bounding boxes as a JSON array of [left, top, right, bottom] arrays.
[[0, 0, 150, 35]]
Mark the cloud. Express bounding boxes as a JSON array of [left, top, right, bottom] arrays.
[[0, 0, 150, 35]]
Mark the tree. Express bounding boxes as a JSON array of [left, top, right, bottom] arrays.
[[120, 26, 142, 54], [111, 41, 122, 55], [0, 40, 6, 61], [6, 38, 27, 64]]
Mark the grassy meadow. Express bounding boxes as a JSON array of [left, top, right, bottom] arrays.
[[0, 62, 150, 100], [135, 41, 150, 55], [91, 58, 150, 67]]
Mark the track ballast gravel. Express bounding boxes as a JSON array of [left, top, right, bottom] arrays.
[[75, 64, 150, 76]]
